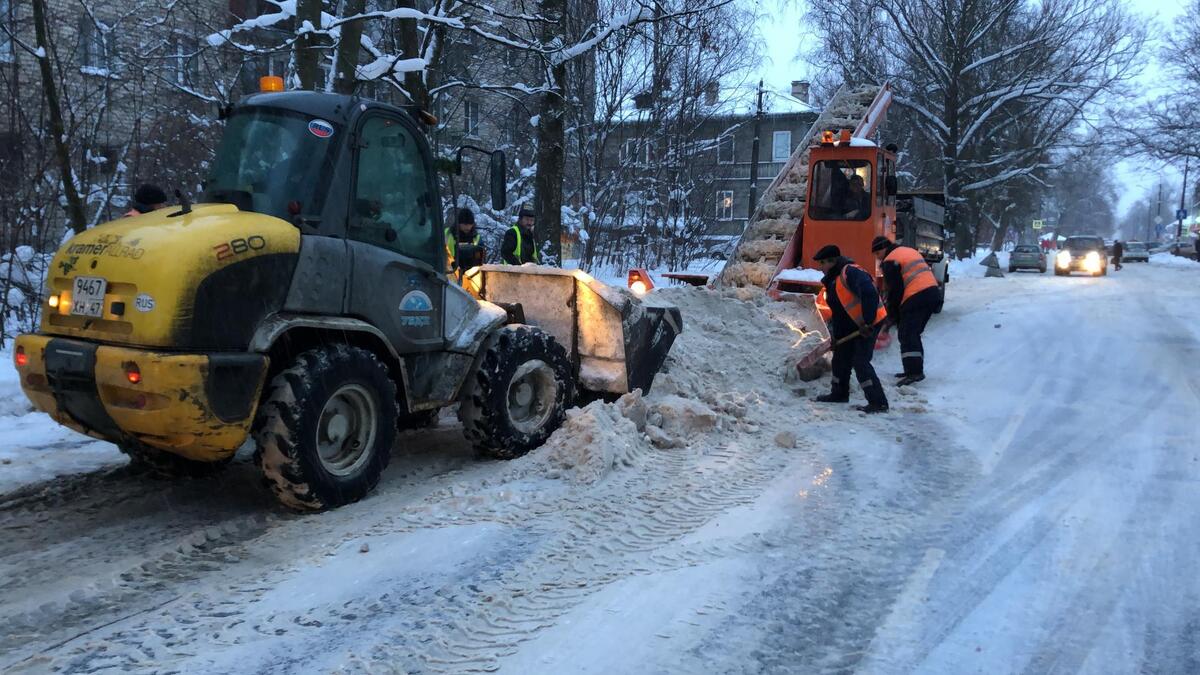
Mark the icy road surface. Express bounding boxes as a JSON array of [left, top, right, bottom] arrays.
[[1, 261, 1198, 674]]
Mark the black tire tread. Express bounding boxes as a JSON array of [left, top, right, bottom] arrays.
[[458, 325, 573, 460], [252, 345, 398, 511]]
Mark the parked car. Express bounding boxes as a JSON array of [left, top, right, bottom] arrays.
[[1122, 241, 1150, 262], [1166, 242, 1199, 260], [1008, 244, 1047, 273], [1055, 235, 1108, 276]]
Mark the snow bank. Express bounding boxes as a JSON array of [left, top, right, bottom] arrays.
[[0, 349, 31, 417], [501, 285, 821, 485], [775, 268, 825, 283], [0, 349, 121, 493], [1150, 252, 1200, 269], [948, 249, 1009, 279]]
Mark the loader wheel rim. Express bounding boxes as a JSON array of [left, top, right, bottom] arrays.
[[317, 384, 378, 477], [506, 360, 558, 435]]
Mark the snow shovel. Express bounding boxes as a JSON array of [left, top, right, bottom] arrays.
[[794, 327, 869, 373]]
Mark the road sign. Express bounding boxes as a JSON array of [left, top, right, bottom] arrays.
[[1032, 219, 1044, 230], [1177, 209, 1188, 220]]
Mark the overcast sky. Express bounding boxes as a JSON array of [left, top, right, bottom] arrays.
[[755, 0, 1191, 218]]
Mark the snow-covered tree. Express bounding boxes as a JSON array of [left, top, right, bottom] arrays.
[[808, 0, 1145, 257]]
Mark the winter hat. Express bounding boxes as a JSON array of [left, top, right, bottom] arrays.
[[134, 183, 168, 208], [812, 244, 841, 261], [870, 236, 893, 252], [456, 208, 475, 225], [517, 206, 536, 219]]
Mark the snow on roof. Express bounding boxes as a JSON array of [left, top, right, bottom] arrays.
[[848, 137, 876, 147]]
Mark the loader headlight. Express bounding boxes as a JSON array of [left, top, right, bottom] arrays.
[[1056, 251, 1071, 267]]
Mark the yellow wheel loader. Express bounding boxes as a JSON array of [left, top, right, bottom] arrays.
[[13, 91, 681, 511]]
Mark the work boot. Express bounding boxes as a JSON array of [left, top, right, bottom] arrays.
[[856, 402, 889, 414], [897, 374, 926, 387], [894, 372, 907, 378], [815, 393, 849, 403]]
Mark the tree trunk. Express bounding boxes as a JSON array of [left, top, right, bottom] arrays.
[[533, 60, 567, 264], [332, 0, 366, 94], [295, 0, 323, 90], [31, 0, 86, 235], [397, 0, 429, 108]]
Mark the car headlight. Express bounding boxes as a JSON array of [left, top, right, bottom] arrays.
[[1056, 251, 1071, 267], [1085, 251, 1100, 263]]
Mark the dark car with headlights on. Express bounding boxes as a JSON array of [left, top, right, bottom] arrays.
[[1008, 244, 1046, 273], [1055, 236, 1108, 276]]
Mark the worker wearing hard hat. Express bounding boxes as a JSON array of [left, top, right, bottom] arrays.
[[813, 244, 889, 414], [872, 236, 940, 386]]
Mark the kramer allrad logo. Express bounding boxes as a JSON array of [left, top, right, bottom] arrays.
[[67, 234, 145, 260]]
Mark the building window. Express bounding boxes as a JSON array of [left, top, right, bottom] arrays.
[[0, 0, 13, 63], [463, 100, 480, 136], [620, 139, 638, 163], [170, 34, 200, 86], [717, 135, 734, 164], [716, 190, 734, 221], [772, 131, 791, 162], [79, 20, 114, 73], [643, 142, 655, 164]]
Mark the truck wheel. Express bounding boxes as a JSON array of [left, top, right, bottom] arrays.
[[459, 325, 574, 460], [253, 345, 397, 511], [120, 439, 231, 478]]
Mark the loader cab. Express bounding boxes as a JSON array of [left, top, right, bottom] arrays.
[[801, 133, 898, 277]]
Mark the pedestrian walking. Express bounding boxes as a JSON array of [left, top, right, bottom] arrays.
[[1112, 240, 1124, 271]]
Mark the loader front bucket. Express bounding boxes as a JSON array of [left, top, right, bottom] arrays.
[[462, 265, 682, 395]]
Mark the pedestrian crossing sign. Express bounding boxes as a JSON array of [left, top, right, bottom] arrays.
[[1032, 220, 1044, 230]]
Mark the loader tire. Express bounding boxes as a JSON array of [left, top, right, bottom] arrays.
[[253, 345, 397, 511], [120, 439, 231, 478], [459, 325, 574, 460]]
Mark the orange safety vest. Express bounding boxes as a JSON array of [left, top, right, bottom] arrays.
[[817, 264, 887, 326], [884, 246, 938, 304]]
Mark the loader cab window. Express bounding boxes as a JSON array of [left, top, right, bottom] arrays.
[[203, 109, 339, 223], [808, 159, 873, 221], [349, 115, 437, 267]]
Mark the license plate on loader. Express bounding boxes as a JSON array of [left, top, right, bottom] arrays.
[[71, 276, 108, 317]]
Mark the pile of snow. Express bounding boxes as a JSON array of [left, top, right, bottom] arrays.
[[0, 349, 121, 493], [500, 285, 823, 485], [1150, 252, 1200, 268], [947, 248, 1009, 279], [775, 268, 825, 283], [0, 349, 32, 417]]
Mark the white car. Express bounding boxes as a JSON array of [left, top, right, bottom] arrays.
[[1122, 241, 1150, 262]]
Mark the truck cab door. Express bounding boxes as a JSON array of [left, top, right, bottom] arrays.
[[345, 113, 444, 352]]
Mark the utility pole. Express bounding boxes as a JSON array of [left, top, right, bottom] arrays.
[[1154, 182, 1163, 242], [747, 80, 765, 217], [1177, 156, 1190, 241]]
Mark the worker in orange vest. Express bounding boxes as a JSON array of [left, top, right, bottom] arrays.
[[813, 244, 889, 414], [872, 236, 940, 386]]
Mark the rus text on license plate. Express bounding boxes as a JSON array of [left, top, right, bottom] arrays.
[[71, 276, 108, 318]]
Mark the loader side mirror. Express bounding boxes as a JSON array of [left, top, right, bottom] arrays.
[[885, 175, 898, 197], [490, 150, 507, 211]]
